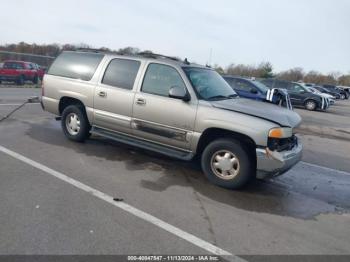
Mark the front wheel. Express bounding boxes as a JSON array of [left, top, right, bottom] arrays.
[[305, 100, 316, 111], [17, 75, 24, 85], [340, 94, 345, 100], [201, 139, 255, 189], [61, 105, 91, 142]]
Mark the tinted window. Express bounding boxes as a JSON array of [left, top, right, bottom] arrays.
[[233, 79, 255, 92], [142, 63, 186, 96], [290, 83, 306, 93], [4, 62, 23, 69], [48, 52, 104, 81], [260, 78, 274, 88], [274, 80, 290, 89], [102, 59, 140, 90]]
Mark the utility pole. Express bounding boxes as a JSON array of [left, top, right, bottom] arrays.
[[208, 48, 213, 66]]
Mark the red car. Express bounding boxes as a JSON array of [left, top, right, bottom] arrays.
[[30, 63, 46, 80], [0, 60, 40, 85]]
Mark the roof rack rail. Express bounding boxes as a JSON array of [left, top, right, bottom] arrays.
[[76, 48, 104, 53], [137, 52, 181, 61]]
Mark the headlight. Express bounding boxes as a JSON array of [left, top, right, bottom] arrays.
[[268, 127, 292, 139]]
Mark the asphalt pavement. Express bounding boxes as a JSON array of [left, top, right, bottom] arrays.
[[0, 88, 349, 258]]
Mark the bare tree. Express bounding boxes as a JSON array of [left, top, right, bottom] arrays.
[[277, 68, 304, 82]]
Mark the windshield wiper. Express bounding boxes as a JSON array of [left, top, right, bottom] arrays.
[[207, 94, 238, 100]]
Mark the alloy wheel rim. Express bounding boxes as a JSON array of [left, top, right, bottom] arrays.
[[306, 101, 315, 110], [210, 150, 240, 180], [66, 113, 81, 135]]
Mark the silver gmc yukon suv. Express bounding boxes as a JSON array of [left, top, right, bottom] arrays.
[[41, 51, 302, 189]]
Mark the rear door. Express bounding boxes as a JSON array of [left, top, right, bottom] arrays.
[[93, 58, 143, 134]]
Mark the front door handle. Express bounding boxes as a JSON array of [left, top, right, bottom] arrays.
[[136, 98, 146, 105], [98, 91, 107, 97]]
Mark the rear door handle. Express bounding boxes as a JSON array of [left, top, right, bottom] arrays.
[[136, 98, 146, 105], [98, 91, 107, 97]]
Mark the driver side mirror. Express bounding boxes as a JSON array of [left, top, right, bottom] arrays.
[[169, 86, 190, 101]]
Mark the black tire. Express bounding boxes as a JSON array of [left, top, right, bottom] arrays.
[[32, 75, 39, 84], [340, 94, 345, 100], [61, 105, 91, 142], [17, 75, 24, 85], [201, 138, 255, 189], [305, 100, 316, 111]]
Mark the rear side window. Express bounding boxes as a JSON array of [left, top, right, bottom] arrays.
[[275, 80, 290, 89], [102, 59, 140, 90], [47, 52, 104, 81], [4, 62, 23, 69]]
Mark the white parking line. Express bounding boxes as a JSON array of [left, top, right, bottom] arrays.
[[0, 145, 242, 259], [0, 103, 40, 106], [300, 161, 350, 176]]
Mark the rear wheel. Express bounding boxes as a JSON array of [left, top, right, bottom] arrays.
[[201, 138, 255, 189], [340, 94, 345, 100], [61, 105, 91, 142], [32, 75, 39, 84], [305, 100, 316, 111]]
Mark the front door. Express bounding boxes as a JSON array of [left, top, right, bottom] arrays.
[[288, 83, 306, 106], [132, 63, 197, 150]]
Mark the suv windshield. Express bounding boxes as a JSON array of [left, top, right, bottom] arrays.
[[183, 67, 237, 100], [253, 80, 269, 93]]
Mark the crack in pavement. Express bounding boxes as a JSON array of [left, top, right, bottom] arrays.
[[180, 167, 218, 246]]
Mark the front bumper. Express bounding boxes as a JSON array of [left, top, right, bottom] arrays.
[[256, 142, 302, 179]]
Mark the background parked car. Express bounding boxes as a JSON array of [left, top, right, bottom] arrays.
[[313, 86, 341, 99], [304, 85, 335, 105], [0, 60, 39, 85], [223, 76, 292, 109], [260, 79, 330, 111], [223, 76, 269, 101], [338, 86, 350, 96], [322, 84, 348, 99], [30, 63, 46, 80]]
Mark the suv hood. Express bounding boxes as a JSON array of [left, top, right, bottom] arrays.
[[319, 93, 334, 99], [211, 98, 301, 128]]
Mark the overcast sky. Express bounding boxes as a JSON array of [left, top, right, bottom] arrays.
[[1, 0, 349, 73]]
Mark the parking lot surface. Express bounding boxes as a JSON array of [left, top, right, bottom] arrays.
[[0, 88, 349, 257]]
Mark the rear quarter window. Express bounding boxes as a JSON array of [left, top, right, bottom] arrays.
[[47, 52, 104, 81]]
